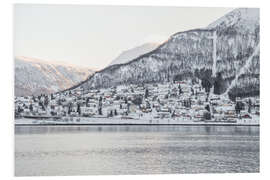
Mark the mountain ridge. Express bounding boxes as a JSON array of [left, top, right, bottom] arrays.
[[70, 8, 259, 100], [108, 43, 160, 66], [15, 56, 95, 96]]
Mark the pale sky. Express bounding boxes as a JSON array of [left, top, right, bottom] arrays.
[[14, 4, 233, 70]]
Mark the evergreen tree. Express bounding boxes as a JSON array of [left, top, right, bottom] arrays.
[[99, 96, 102, 102], [165, 94, 168, 99], [98, 107, 102, 115], [77, 104, 81, 115], [132, 96, 142, 106], [188, 98, 192, 108], [203, 111, 211, 120], [68, 104, 72, 115], [127, 103, 130, 113], [201, 78, 212, 93], [57, 99, 61, 106], [248, 99, 252, 113], [110, 110, 113, 117], [178, 84, 183, 95], [29, 104, 33, 112], [214, 72, 224, 95], [145, 88, 149, 99], [44, 96, 49, 107], [41, 104, 45, 111], [235, 101, 244, 114], [98, 96, 103, 113], [51, 94, 54, 100], [191, 87, 194, 95], [205, 104, 210, 112], [38, 101, 42, 107], [171, 110, 176, 118], [18, 106, 24, 113]]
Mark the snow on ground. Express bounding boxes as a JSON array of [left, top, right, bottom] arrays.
[[15, 117, 259, 126]]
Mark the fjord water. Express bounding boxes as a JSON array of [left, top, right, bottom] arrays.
[[15, 125, 259, 176]]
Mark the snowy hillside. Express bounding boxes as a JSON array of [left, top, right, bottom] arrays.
[[208, 8, 259, 31], [15, 56, 95, 96], [75, 8, 259, 100], [80, 29, 215, 88], [108, 43, 159, 66], [208, 8, 260, 98]]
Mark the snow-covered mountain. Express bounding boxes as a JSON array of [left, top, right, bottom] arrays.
[[108, 43, 159, 66], [15, 56, 95, 96], [207, 8, 260, 98], [74, 8, 259, 100]]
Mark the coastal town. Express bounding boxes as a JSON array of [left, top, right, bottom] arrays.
[[14, 78, 260, 125]]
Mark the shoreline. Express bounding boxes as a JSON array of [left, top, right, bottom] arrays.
[[15, 117, 259, 127], [15, 123, 260, 127]]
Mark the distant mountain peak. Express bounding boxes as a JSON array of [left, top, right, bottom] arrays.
[[15, 56, 95, 96], [208, 8, 259, 30], [15, 56, 93, 69], [108, 42, 160, 66]]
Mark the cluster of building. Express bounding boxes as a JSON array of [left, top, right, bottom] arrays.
[[14, 79, 260, 123]]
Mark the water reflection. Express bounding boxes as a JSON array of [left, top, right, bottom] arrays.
[[15, 125, 260, 176], [15, 125, 260, 136]]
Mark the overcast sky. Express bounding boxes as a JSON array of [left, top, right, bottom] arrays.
[[14, 4, 233, 70]]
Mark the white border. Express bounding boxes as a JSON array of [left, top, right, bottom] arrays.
[[1, 0, 269, 180]]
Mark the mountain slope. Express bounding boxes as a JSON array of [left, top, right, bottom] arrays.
[[207, 8, 260, 98], [76, 8, 259, 100], [15, 56, 95, 96], [81, 29, 214, 87], [108, 43, 160, 66]]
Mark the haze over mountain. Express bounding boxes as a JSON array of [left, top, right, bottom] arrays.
[[108, 43, 160, 66], [73, 8, 259, 100], [15, 56, 95, 96]]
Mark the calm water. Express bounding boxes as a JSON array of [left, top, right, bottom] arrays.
[[15, 125, 260, 176]]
